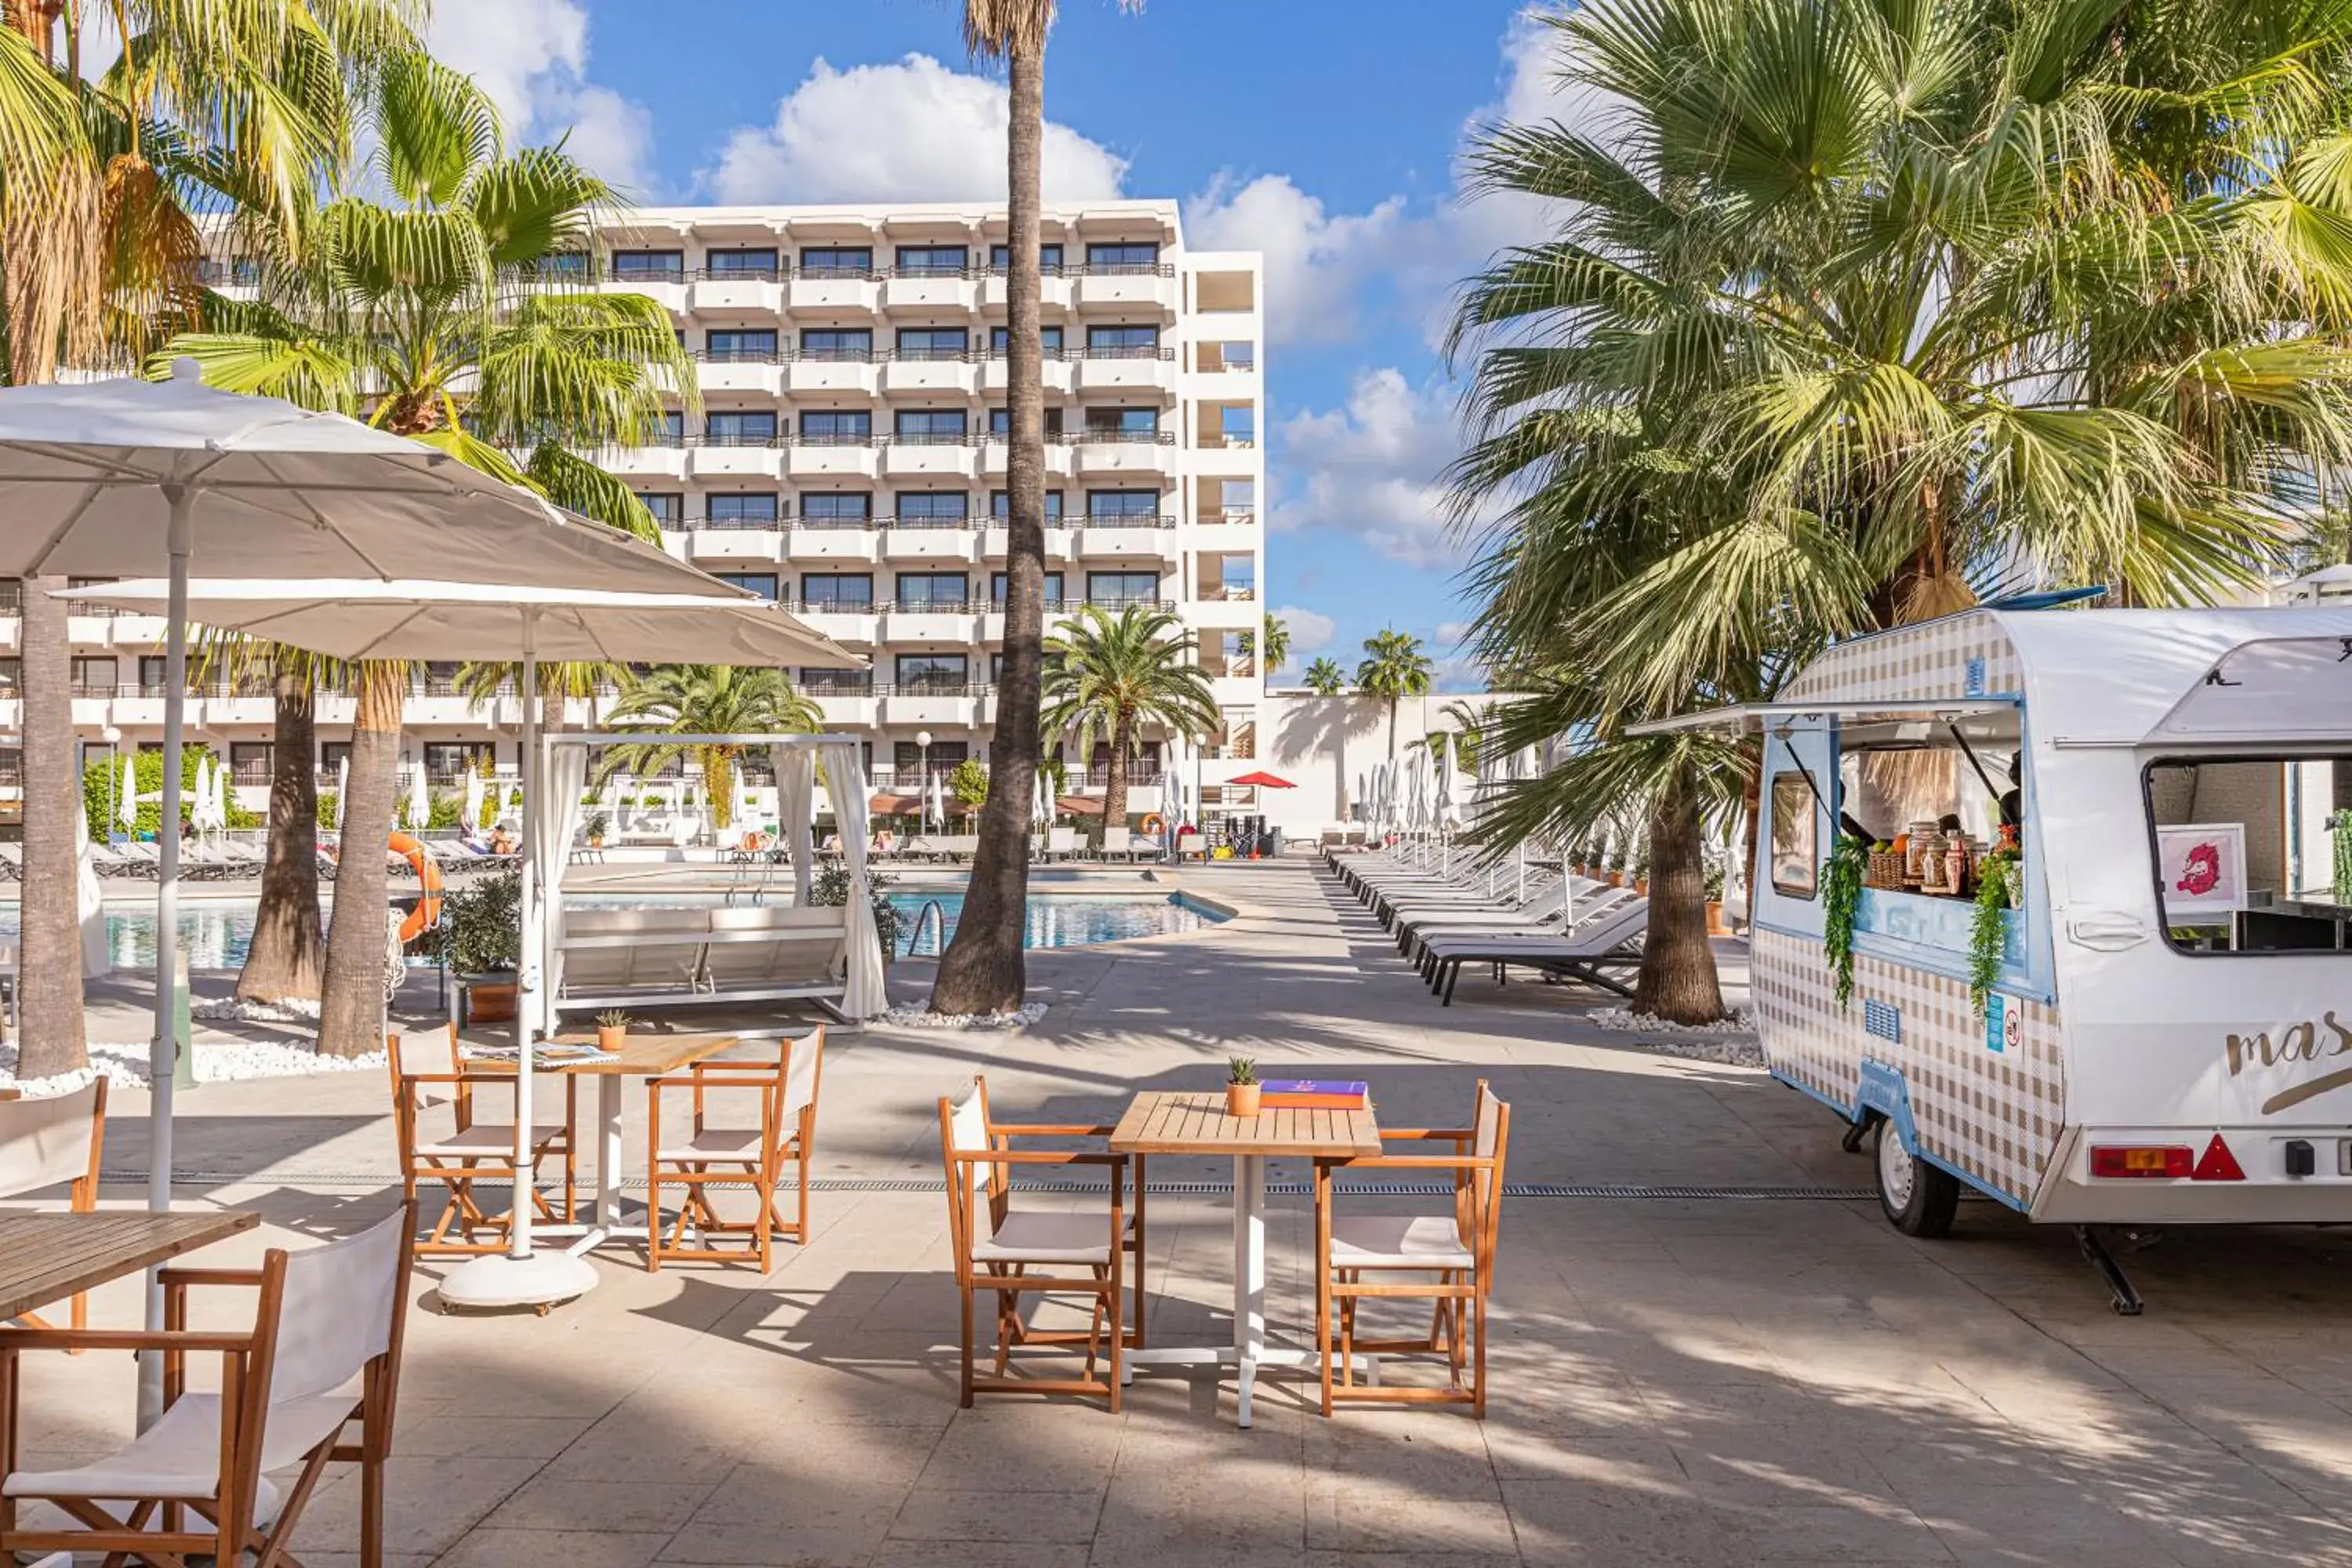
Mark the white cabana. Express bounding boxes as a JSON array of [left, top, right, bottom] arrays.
[[775, 746, 815, 904], [74, 807, 107, 978]]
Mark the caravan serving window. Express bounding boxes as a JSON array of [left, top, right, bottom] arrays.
[[1769, 773, 1817, 898], [1832, 710, 2022, 906], [2145, 753, 2352, 955]]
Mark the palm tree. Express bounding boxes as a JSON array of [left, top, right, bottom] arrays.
[[1356, 630, 1433, 759], [597, 666, 820, 833], [1258, 612, 1290, 674], [1040, 605, 1219, 833], [157, 56, 693, 1056], [1302, 657, 1347, 696], [931, 0, 1142, 1016], [229, 643, 339, 1004], [2, 0, 421, 1076]]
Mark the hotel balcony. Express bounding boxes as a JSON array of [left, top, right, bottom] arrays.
[[688, 273, 786, 314], [982, 272, 1074, 312], [684, 529, 786, 566], [784, 525, 881, 565], [695, 356, 785, 396], [982, 526, 1076, 561], [1073, 517, 1181, 560], [980, 356, 1074, 396], [604, 443, 688, 480], [878, 682, 984, 728], [786, 357, 880, 397], [880, 357, 978, 397], [880, 440, 978, 481], [791, 607, 879, 646], [1068, 431, 1177, 477], [1188, 510, 1260, 554], [1075, 266, 1178, 313], [1073, 348, 1177, 397], [808, 691, 880, 729], [687, 441, 785, 481], [878, 605, 979, 643], [788, 274, 880, 313], [979, 439, 1075, 478], [880, 274, 978, 314], [786, 441, 880, 481], [880, 525, 980, 564], [598, 273, 687, 314]]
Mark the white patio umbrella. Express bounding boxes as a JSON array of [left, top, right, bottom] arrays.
[[463, 768, 485, 834], [405, 757, 430, 834], [74, 805, 107, 978], [116, 752, 136, 837], [332, 755, 350, 829], [1032, 768, 1053, 828], [926, 766, 946, 833], [60, 575, 863, 1314]]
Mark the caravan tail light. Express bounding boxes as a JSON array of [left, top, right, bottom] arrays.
[[2090, 1145, 2192, 1179]]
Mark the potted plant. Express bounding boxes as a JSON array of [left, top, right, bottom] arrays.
[[584, 810, 608, 848], [1225, 1057, 1261, 1118], [433, 869, 521, 1025], [595, 1009, 630, 1054]]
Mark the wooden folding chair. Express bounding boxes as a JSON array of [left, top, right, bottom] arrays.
[[0, 1080, 106, 1339], [0, 1201, 416, 1568], [1316, 1080, 1511, 1417], [938, 1076, 1141, 1410], [646, 1027, 824, 1272], [388, 1025, 576, 1257]]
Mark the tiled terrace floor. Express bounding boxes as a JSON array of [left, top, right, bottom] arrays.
[[21, 859, 2352, 1566]]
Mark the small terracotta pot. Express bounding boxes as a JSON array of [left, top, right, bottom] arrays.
[[1226, 1082, 1262, 1118], [597, 1024, 627, 1054], [1634, 878, 1650, 895], [1606, 871, 1625, 887], [1705, 900, 1729, 936]]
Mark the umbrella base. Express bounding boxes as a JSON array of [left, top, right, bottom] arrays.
[[434, 1250, 601, 1314]]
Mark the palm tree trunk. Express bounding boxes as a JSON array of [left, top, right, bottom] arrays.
[[931, 25, 1047, 1015], [16, 574, 85, 1076], [706, 749, 735, 832], [1103, 718, 1134, 829], [1632, 774, 1725, 1025], [235, 652, 323, 1003], [318, 661, 402, 1058], [1386, 697, 1399, 758]]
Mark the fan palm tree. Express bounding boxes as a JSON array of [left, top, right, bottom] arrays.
[[931, 0, 1143, 1016], [1302, 657, 1347, 696], [1040, 605, 1219, 832], [2, 0, 421, 1075], [1356, 630, 1433, 758], [154, 56, 694, 1056], [597, 666, 821, 833], [1258, 612, 1290, 674]]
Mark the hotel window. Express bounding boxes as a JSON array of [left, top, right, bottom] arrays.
[[799, 246, 873, 275], [646, 410, 684, 447], [0, 659, 17, 693], [1083, 407, 1160, 437], [706, 410, 776, 446], [798, 409, 871, 443], [1087, 570, 1160, 610], [991, 490, 1065, 521], [1087, 740, 1161, 786], [612, 249, 684, 281], [1087, 488, 1161, 519], [895, 492, 969, 526], [991, 571, 1065, 608], [895, 572, 970, 612], [800, 573, 873, 610], [987, 406, 1063, 436], [0, 749, 20, 786], [140, 655, 169, 694], [714, 572, 780, 601], [894, 655, 970, 694], [895, 244, 969, 276], [71, 656, 118, 695], [894, 408, 967, 442], [704, 248, 779, 278], [799, 327, 873, 361], [634, 492, 684, 524], [1085, 241, 1160, 270], [989, 324, 1065, 354], [798, 666, 873, 695], [706, 493, 779, 527], [229, 742, 273, 786], [1086, 324, 1160, 354], [895, 739, 967, 777], [895, 326, 969, 361], [321, 742, 351, 772], [990, 242, 1066, 272], [424, 742, 495, 783], [706, 328, 777, 361], [800, 492, 872, 526]]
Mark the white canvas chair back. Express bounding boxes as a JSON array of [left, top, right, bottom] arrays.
[[269, 1209, 405, 1407], [1474, 1083, 1503, 1162], [947, 1081, 990, 1206], [782, 1032, 821, 1121], [397, 1027, 463, 1109], [0, 1083, 100, 1197]]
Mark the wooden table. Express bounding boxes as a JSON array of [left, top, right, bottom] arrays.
[[466, 1034, 739, 1254], [1109, 1091, 1382, 1427], [0, 1210, 256, 1322]]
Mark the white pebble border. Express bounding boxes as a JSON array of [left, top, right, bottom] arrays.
[[192, 996, 321, 1023], [0, 1037, 386, 1098], [881, 1000, 1049, 1031], [1584, 1006, 1766, 1068]]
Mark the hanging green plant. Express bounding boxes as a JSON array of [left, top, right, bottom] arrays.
[[1822, 834, 1869, 1010], [2331, 809, 2352, 906], [1969, 850, 2017, 1018]]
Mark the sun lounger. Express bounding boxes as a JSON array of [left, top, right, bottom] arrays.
[[553, 904, 853, 1023], [1417, 898, 1650, 1005]]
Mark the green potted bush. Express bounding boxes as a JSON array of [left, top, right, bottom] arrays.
[[584, 810, 609, 848], [432, 869, 521, 1025]]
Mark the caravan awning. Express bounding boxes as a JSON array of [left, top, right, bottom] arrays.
[[1625, 698, 2016, 737]]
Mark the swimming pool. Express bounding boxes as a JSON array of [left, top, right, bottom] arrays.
[[5, 888, 1223, 969]]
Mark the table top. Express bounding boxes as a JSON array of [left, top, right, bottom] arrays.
[[0, 1210, 258, 1322], [510, 1033, 741, 1076], [1109, 1091, 1383, 1160]]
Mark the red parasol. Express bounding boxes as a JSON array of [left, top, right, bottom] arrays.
[[1225, 771, 1296, 789]]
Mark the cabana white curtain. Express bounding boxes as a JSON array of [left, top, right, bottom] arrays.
[[74, 807, 107, 977], [773, 742, 815, 905], [818, 741, 887, 1018], [528, 743, 589, 1040]]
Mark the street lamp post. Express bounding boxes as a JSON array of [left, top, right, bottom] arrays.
[[916, 729, 933, 831], [102, 724, 122, 842]]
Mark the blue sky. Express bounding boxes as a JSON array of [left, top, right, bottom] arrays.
[[430, 0, 1553, 687]]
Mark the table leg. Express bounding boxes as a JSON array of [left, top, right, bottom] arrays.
[[1234, 1152, 1265, 1428], [598, 1074, 623, 1226]]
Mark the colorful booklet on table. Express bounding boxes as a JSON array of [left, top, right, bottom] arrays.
[[1260, 1079, 1369, 1109]]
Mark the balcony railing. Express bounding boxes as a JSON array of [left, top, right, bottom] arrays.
[[889, 599, 975, 615], [1068, 346, 1174, 361], [701, 429, 785, 448], [891, 345, 975, 362], [1079, 514, 1178, 530], [798, 676, 876, 697], [1069, 430, 1175, 446], [696, 348, 786, 364], [694, 265, 786, 282], [879, 514, 975, 531], [477, 256, 1178, 286], [788, 600, 878, 615], [887, 430, 975, 447], [616, 430, 1183, 454], [877, 680, 984, 698], [684, 514, 788, 531]]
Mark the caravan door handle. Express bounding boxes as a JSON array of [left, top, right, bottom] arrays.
[[2065, 909, 2149, 950]]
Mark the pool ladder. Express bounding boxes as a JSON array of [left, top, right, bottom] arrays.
[[906, 898, 948, 956]]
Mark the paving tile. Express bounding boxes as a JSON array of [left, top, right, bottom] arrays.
[[887, 1486, 1107, 1544], [1500, 1479, 1740, 1566], [1715, 1501, 1958, 1563], [486, 1477, 717, 1534], [439, 1528, 672, 1567]]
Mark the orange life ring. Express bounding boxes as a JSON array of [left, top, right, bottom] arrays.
[[741, 829, 774, 853], [390, 832, 444, 942], [1138, 813, 1165, 836]]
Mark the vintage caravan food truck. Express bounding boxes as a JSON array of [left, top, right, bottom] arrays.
[[1657, 604, 2352, 1310]]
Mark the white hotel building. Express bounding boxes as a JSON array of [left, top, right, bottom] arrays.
[[0, 199, 1269, 823]]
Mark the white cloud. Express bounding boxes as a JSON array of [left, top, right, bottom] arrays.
[[701, 55, 1129, 205], [428, 0, 656, 192], [1181, 174, 1408, 346], [1436, 621, 1472, 646], [1271, 604, 1337, 656], [1273, 368, 1470, 569]]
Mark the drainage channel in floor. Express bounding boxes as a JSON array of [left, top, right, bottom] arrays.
[[108, 1170, 1880, 1201]]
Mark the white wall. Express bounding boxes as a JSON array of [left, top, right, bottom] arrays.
[[1247, 688, 1507, 837]]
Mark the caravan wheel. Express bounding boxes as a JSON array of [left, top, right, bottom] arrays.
[[1874, 1120, 1958, 1238]]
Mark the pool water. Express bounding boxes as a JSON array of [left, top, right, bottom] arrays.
[[0, 890, 1221, 970]]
